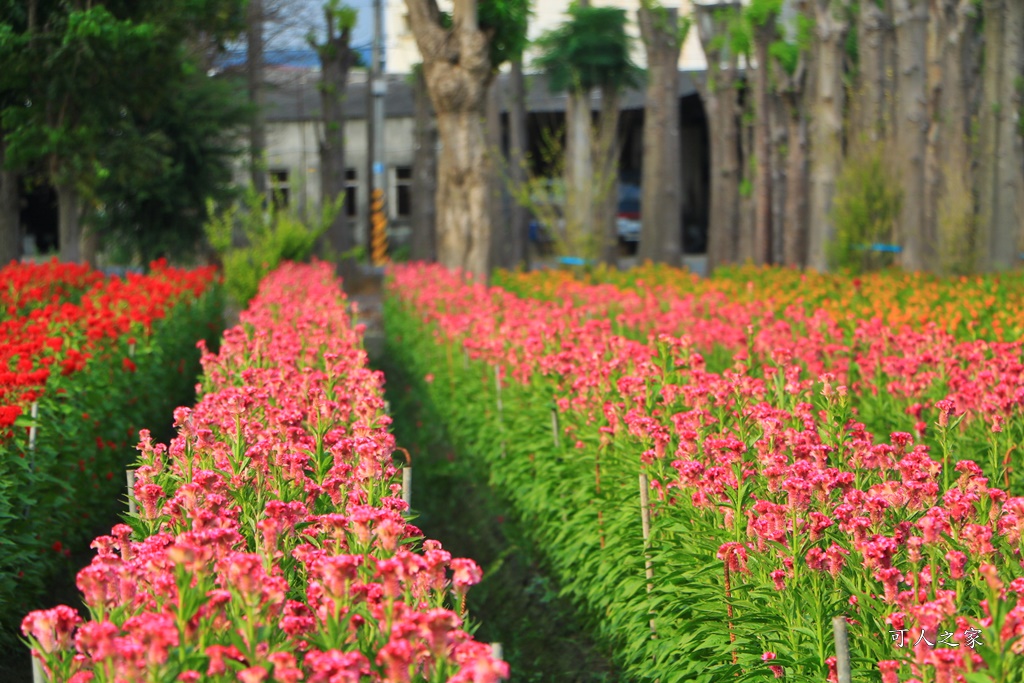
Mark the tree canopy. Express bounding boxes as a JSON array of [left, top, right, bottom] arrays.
[[0, 0, 247, 262], [534, 5, 641, 94]]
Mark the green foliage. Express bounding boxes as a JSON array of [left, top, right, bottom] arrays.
[[828, 141, 903, 273], [0, 0, 246, 249], [770, 13, 813, 75], [204, 190, 341, 306], [534, 5, 642, 94], [92, 71, 249, 264], [745, 0, 783, 26], [438, 0, 531, 70]]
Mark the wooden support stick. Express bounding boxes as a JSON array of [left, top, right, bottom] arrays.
[[31, 651, 44, 683], [126, 470, 137, 516], [833, 616, 851, 683], [551, 409, 559, 448], [402, 467, 412, 508], [490, 642, 503, 660], [639, 472, 656, 636], [28, 401, 38, 451]]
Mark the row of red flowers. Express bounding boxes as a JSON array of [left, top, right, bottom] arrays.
[[1, 258, 218, 427], [0, 259, 222, 646], [22, 262, 507, 683], [1, 259, 104, 320], [388, 263, 1024, 682]]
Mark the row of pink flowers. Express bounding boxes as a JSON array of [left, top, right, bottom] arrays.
[[390, 263, 1024, 682], [22, 262, 506, 683]]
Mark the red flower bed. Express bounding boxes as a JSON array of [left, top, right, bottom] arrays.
[[22, 262, 506, 683], [0, 260, 222, 639]]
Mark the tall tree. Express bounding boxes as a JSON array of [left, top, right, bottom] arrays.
[[771, 8, 811, 267], [977, 0, 1024, 270], [854, 0, 893, 141], [924, 0, 976, 273], [411, 65, 437, 262], [247, 0, 267, 195], [747, 0, 782, 266], [536, 5, 640, 264], [805, 0, 849, 271], [892, 0, 930, 270], [0, 132, 18, 266], [506, 59, 529, 270], [310, 1, 358, 273], [1, 0, 245, 263], [636, 1, 687, 266], [695, 1, 743, 270], [403, 0, 528, 278], [92, 70, 249, 263]]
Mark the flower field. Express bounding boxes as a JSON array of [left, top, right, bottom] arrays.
[[21, 262, 504, 683], [1, 259, 222, 646], [386, 263, 1024, 683]]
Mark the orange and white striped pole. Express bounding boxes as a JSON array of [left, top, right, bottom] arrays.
[[370, 187, 389, 265]]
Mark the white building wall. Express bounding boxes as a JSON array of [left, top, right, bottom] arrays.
[[262, 117, 418, 246], [385, 0, 711, 75]]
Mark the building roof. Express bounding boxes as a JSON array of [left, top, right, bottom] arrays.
[[263, 68, 703, 122]]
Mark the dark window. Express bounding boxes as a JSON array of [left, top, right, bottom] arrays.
[[395, 166, 412, 218], [345, 169, 358, 217]]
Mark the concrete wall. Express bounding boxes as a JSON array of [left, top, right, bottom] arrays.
[[260, 116, 419, 248]]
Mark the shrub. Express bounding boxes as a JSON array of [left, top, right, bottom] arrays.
[[204, 189, 342, 307], [828, 139, 903, 273]]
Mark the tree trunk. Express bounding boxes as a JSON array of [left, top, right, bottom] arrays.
[[0, 136, 20, 267], [411, 67, 437, 263], [507, 60, 529, 270], [695, 2, 743, 271], [893, 0, 930, 271], [55, 178, 82, 263], [434, 110, 491, 276], [597, 85, 620, 267], [806, 0, 848, 271], [637, 4, 683, 267], [769, 91, 788, 266], [738, 109, 755, 263], [753, 19, 775, 266], [81, 223, 98, 267], [565, 88, 594, 257], [784, 101, 809, 267], [247, 0, 266, 195], [405, 0, 494, 278], [855, 0, 889, 141], [487, 78, 508, 270], [314, 11, 354, 267], [984, 0, 1024, 269]]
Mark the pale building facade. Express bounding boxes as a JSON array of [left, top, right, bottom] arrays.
[[384, 0, 710, 75]]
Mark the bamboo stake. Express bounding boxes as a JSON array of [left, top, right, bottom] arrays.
[[463, 347, 469, 370], [28, 401, 38, 451], [393, 447, 412, 512], [833, 616, 851, 683], [725, 564, 737, 664], [126, 470, 137, 516], [551, 408, 559, 448], [31, 654, 44, 683], [402, 467, 412, 508], [596, 445, 605, 549], [639, 472, 656, 636], [490, 642, 503, 661]]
